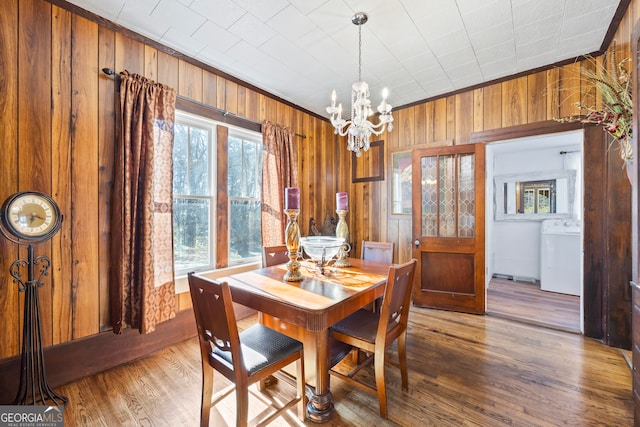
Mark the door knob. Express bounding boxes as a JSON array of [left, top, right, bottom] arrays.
[[414, 239, 420, 247]]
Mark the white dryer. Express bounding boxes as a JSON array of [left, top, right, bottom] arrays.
[[540, 219, 582, 296]]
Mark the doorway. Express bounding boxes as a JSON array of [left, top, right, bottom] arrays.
[[485, 130, 583, 333]]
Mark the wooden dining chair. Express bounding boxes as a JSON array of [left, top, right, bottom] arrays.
[[188, 273, 306, 426], [329, 259, 417, 419], [361, 241, 394, 314], [262, 244, 290, 267], [361, 240, 394, 264]]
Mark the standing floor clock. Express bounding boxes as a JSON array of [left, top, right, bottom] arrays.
[[0, 191, 67, 406]]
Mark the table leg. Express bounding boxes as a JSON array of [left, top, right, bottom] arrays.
[[305, 329, 334, 423]]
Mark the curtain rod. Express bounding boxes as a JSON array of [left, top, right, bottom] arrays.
[[101, 68, 306, 140]]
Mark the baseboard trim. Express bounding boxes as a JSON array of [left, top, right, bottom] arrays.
[[0, 309, 196, 404]]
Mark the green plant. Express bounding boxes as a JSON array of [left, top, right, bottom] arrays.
[[556, 51, 633, 162]]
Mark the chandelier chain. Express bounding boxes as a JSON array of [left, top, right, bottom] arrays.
[[358, 23, 362, 82]]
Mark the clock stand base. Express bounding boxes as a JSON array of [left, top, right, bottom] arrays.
[[10, 244, 68, 406]]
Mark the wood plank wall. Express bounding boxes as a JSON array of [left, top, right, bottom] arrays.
[[0, 0, 637, 364]]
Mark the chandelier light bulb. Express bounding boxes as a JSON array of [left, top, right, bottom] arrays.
[[326, 12, 393, 157]]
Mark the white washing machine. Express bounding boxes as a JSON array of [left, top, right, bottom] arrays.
[[540, 219, 582, 296]]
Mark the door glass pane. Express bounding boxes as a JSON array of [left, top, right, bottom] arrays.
[[458, 153, 475, 237], [439, 155, 456, 237], [421, 156, 438, 236]]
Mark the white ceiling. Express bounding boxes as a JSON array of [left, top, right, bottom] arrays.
[[65, 0, 622, 118]]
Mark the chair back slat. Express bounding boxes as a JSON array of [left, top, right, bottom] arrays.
[[361, 241, 394, 264], [262, 244, 289, 267], [379, 260, 417, 333], [188, 274, 244, 376]]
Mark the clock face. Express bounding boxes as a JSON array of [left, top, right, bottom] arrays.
[[1, 192, 62, 241]]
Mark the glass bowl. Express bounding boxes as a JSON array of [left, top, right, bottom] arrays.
[[299, 236, 345, 264]]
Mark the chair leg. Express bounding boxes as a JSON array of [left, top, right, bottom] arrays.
[[296, 352, 306, 421], [398, 333, 409, 391], [201, 364, 214, 427], [374, 349, 388, 419], [235, 381, 249, 427]]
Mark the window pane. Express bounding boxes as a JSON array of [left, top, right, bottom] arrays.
[[189, 127, 209, 196], [439, 155, 456, 237], [243, 142, 257, 198], [421, 156, 438, 237], [228, 137, 242, 197], [173, 123, 188, 194], [229, 199, 261, 262], [173, 198, 211, 272]]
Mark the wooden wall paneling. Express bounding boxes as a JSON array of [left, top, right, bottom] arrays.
[[245, 88, 259, 122], [224, 80, 238, 115], [178, 60, 203, 103], [51, 5, 73, 343], [157, 51, 179, 90], [298, 115, 311, 235], [202, 71, 217, 108], [398, 217, 413, 263], [424, 101, 435, 144], [583, 126, 607, 340], [501, 76, 527, 127], [307, 118, 321, 232], [176, 289, 191, 312], [545, 68, 561, 120], [264, 96, 278, 125], [321, 119, 336, 218], [433, 98, 448, 142], [236, 85, 246, 118], [413, 103, 427, 147], [216, 77, 226, 111], [473, 88, 483, 132], [446, 96, 456, 140], [19, 0, 53, 346], [398, 108, 415, 147], [454, 92, 474, 144], [215, 126, 229, 269], [70, 14, 100, 339], [605, 140, 632, 349], [276, 101, 289, 129], [0, 0, 20, 359], [114, 33, 144, 76], [143, 45, 157, 80], [558, 62, 581, 118], [97, 26, 116, 331], [527, 72, 547, 123], [483, 83, 502, 130]]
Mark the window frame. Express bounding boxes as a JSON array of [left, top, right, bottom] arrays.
[[173, 111, 217, 276], [227, 127, 263, 266]]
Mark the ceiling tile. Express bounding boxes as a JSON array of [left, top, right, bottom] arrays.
[[61, 0, 624, 116]]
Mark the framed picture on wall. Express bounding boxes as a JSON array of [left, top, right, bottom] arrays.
[[389, 148, 412, 216], [352, 140, 384, 183]]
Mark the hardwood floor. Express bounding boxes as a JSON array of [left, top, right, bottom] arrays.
[[56, 306, 632, 426], [487, 277, 581, 333]]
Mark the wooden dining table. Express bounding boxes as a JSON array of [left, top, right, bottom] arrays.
[[221, 257, 390, 423]]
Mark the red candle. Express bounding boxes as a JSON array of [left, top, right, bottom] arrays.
[[285, 187, 300, 210], [336, 192, 348, 210]]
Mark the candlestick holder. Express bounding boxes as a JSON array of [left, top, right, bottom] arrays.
[[334, 209, 351, 267], [284, 209, 303, 281]]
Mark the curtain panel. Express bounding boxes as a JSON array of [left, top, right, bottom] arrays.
[[261, 121, 298, 246], [110, 71, 177, 334]]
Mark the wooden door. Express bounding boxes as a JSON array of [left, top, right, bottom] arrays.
[[411, 143, 485, 314]]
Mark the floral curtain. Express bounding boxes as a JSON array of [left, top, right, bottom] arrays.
[[110, 71, 177, 334], [261, 121, 298, 246]]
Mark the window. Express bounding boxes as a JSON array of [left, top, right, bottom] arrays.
[[172, 111, 263, 274], [517, 180, 556, 214], [173, 113, 215, 274], [228, 130, 263, 264]]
